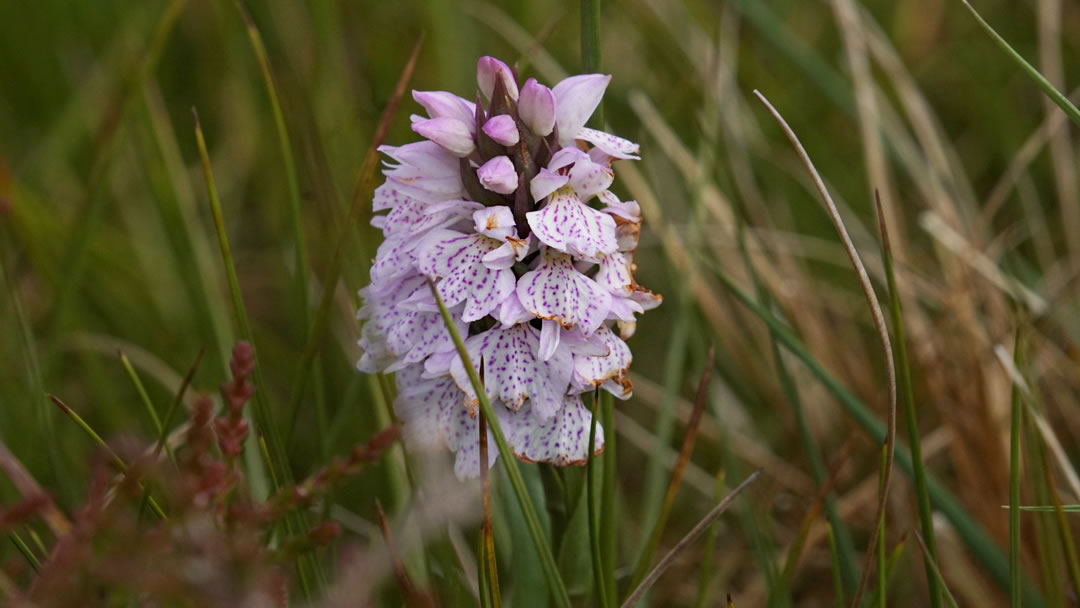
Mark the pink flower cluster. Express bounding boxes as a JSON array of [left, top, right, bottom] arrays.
[[358, 57, 660, 479]]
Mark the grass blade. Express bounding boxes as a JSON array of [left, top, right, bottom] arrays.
[[479, 412, 502, 608], [913, 532, 961, 608], [961, 0, 1080, 128], [703, 261, 1045, 607], [1008, 329, 1024, 608], [119, 351, 174, 467], [47, 394, 167, 520], [692, 470, 726, 608], [736, 217, 858, 593], [283, 35, 423, 449], [192, 108, 288, 488], [587, 393, 610, 608], [620, 470, 762, 608], [752, 91, 896, 608], [599, 390, 618, 605], [628, 346, 714, 593], [875, 191, 942, 608], [428, 280, 572, 608]]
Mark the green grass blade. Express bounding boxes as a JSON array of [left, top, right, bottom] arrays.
[[599, 390, 618, 605], [875, 193, 941, 608], [428, 281, 572, 608], [587, 393, 610, 608], [192, 108, 288, 487], [1008, 329, 1024, 608], [826, 524, 847, 608], [913, 532, 961, 608], [47, 394, 167, 520], [693, 470, 726, 608], [8, 532, 41, 573], [704, 261, 1046, 607], [877, 445, 887, 608], [628, 347, 713, 593], [736, 219, 858, 594], [961, 0, 1080, 128], [119, 352, 174, 469]]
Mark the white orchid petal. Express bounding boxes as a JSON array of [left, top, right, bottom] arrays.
[[553, 74, 611, 147], [526, 187, 618, 262], [517, 248, 612, 334]]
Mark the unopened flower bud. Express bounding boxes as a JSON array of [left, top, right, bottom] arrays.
[[482, 115, 519, 146], [477, 155, 518, 195], [477, 56, 519, 101], [519, 78, 556, 136]]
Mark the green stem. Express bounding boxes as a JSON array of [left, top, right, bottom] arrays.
[[588, 393, 610, 608], [1010, 329, 1024, 608], [429, 282, 571, 608]]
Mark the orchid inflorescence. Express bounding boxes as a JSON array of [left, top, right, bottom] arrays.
[[358, 56, 660, 479]]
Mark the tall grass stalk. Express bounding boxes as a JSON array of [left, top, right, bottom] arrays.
[[706, 263, 1045, 607], [1009, 329, 1024, 608], [428, 281, 572, 608], [875, 193, 941, 608], [587, 393, 610, 608]]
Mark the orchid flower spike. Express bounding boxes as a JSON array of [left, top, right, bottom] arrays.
[[358, 56, 658, 480]]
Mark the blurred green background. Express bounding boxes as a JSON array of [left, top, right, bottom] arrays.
[[3, 0, 1080, 605]]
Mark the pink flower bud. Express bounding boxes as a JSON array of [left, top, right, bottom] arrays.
[[476, 155, 518, 195], [411, 117, 476, 157], [519, 78, 556, 136], [482, 114, 519, 146], [477, 56, 519, 101]]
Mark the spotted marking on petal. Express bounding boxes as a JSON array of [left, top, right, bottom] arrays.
[[517, 248, 612, 334], [502, 395, 604, 465], [576, 127, 641, 160], [571, 325, 632, 396], [525, 187, 617, 262], [596, 251, 634, 296], [416, 230, 516, 322], [449, 324, 573, 420]]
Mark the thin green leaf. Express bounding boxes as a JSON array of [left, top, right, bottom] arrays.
[[961, 0, 1080, 128], [628, 347, 714, 592], [587, 393, 610, 608], [913, 532, 961, 608], [428, 280, 572, 608], [875, 191, 941, 608], [1009, 329, 1024, 608], [703, 262, 1046, 607], [47, 394, 166, 520], [620, 471, 762, 608]]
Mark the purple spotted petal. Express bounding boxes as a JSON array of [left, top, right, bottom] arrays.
[[595, 251, 634, 296], [416, 230, 516, 322], [358, 273, 467, 372], [570, 325, 632, 398], [449, 324, 573, 419], [526, 187, 618, 262], [497, 292, 533, 327], [568, 157, 614, 199], [516, 248, 612, 334], [501, 395, 604, 465], [576, 127, 640, 160]]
